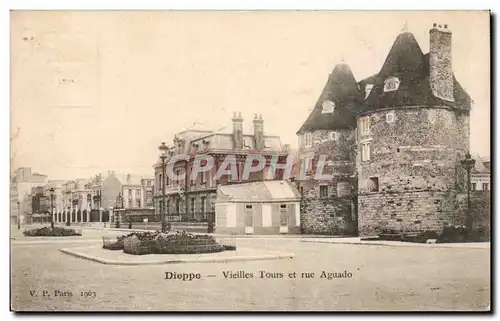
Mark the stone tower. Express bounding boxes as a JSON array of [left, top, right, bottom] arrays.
[[296, 63, 361, 235], [356, 25, 471, 237]]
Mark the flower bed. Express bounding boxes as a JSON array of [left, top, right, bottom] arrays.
[[119, 230, 229, 255], [23, 227, 82, 237]]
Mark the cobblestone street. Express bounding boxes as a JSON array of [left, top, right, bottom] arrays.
[[11, 227, 490, 311]]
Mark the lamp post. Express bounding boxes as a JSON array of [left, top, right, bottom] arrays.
[[116, 192, 123, 228], [17, 201, 20, 230], [49, 188, 55, 229], [461, 152, 476, 232], [158, 142, 168, 233]]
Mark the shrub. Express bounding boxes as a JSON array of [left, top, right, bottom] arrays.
[[437, 225, 488, 243], [23, 227, 81, 237], [120, 230, 226, 255]]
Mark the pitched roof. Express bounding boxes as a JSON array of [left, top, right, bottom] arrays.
[[358, 32, 471, 113], [297, 63, 361, 133], [217, 180, 301, 202]]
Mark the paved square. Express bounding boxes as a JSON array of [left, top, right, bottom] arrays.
[[11, 227, 490, 311]]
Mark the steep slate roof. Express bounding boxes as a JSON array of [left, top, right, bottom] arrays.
[[358, 32, 471, 114], [297, 63, 361, 134]]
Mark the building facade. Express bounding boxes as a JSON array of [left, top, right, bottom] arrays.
[[153, 114, 289, 225], [471, 157, 490, 191], [10, 167, 48, 224], [215, 180, 301, 235]]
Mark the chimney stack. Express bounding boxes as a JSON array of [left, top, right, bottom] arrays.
[[429, 23, 454, 102], [253, 113, 264, 150], [232, 112, 244, 149]]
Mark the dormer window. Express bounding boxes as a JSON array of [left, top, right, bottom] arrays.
[[321, 100, 335, 114], [383, 77, 400, 92], [328, 131, 337, 141], [365, 84, 374, 99]]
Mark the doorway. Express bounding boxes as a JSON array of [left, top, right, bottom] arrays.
[[244, 204, 254, 234]]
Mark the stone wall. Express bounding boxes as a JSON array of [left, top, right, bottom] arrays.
[[357, 107, 469, 237], [297, 128, 357, 235]]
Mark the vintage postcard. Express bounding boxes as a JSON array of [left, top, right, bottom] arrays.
[[10, 10, 491, 312]]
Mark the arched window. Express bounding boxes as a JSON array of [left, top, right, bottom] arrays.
[[383, 77, 400, 92]]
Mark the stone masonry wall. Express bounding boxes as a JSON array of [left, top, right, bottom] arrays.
[[298, 128, 357, 235], [357, 107, 469, 237]]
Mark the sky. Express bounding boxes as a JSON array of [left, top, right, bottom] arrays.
[[10, 11, 490, 180]]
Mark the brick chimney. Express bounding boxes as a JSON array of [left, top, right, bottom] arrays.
[[253, 114, 264, 150], [429, 23, 454, 102], [232, 112, 244, 149]]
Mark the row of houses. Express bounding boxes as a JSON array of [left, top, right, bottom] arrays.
[[12, 168, 155, 224]]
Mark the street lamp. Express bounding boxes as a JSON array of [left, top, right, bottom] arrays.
[[116, 192, 123, 228], [49, 188, 55, 229], [461, 152, 476, 232], [158, 142, 168, 233], [16, 201, 20, 230]]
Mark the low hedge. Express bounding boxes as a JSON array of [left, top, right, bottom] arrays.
[[23, 227, 82, 237]]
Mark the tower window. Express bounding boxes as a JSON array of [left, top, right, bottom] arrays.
[[386, 112, 395, 123], [361, 142, 371, 162], [482, 183, 489, 191], [360, 117, 370, 135], [365, 84, 374, 99], [321, 100, 335, 114], [368, 177, 379, 192], [319, 185, 329, 198], [304, 132, 312, 147], [383, 77, 400, 92]]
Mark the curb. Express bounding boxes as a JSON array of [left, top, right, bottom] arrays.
[[79, 226, 350, 239], [300, 239, 491, 249], [60, 247, 295, 265]]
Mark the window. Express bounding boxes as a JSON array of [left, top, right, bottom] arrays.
[[360, 117, 370, 135], [471, 183, 477, 191], [328, 131, 337, 141], [280, 204, 287, 209], [482, 183, 489, 191], [361, 142, 371, 162], [166, 200, 170, 214], [245, 205, 253, 210], [128, 189, 132, 198], [383, 77, 400, 92], [368, 177, 379, 192], [365, 84, 374, 99], [158, 174, 163, 189], [386, 112, 395, 123], [200, 171, 206, 183], [200, 196, 206, 214], [304, 132, 312, 147], [319, 185, 329, 198], [321, 100, 335, 114], [136, 200, 141, 208], [175, 199, 180, 214], [190, 197, 195, 214]]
